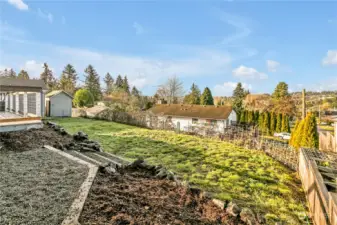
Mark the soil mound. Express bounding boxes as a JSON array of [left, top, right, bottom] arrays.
[[80, 165, 243, 225]]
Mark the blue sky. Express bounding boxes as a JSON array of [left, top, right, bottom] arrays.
[[1, 0, 336, 96]]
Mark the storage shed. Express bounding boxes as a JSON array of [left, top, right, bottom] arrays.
[[45, 90, 73, 117]]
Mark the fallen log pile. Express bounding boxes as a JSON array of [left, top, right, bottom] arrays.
[[45, 121, 103, 152]]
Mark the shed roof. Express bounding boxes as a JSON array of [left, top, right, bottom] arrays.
[[46, 90, 73, 99], [148, 104, 233, 120], [0, 77, 47, 92]]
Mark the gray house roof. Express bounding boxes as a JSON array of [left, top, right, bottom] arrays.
[[46, 90, 73, 99], [0, 77, 47, 92]]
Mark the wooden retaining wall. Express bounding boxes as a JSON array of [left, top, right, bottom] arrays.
[[299, 149, 337, 225]]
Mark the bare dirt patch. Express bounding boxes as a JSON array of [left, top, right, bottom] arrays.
[[0, 126, 73, 151], [80, 166, 243, 225], [0, 149, 88, 225]]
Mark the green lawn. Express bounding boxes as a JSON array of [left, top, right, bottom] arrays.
[[50, 117, 308, 224]]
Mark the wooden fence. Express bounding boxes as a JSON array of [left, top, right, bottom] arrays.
[[299, 149, 337, 225], [319, 131, 336, 152]]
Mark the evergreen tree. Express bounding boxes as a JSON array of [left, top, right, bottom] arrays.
[[40, 63, 57, 91], [232, 83, 246, 119], [258, 112, 264, 130], [59, 64, 77, 94], [281, 114, 290, 133], [254, 111, 260, 124], [270, 112, 277, 135], [122, 76, 130, 94], [183, 83, 201, 104], [115, 75, 123, 88], [17, 70, 30, 80], [240, 111, 246, 124], [84, 65, 102, 101], [104, 73, 114, 95], [290, 119, 300, 146], [247, 111, 254, 124], [8, 69, 16, 78], [272, 82, 289, 100], [293, 119, 306, 149], [200, 87, 214, 105], [263, 112, 271, 135], [131, 86, 140, 98], [301, 113, 319, 149], [276, 113, 283, 133]]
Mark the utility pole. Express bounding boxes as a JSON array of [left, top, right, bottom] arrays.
[[302, 89, 306, 120]]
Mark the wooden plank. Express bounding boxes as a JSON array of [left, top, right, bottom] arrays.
[[0, 117, 41, 123]]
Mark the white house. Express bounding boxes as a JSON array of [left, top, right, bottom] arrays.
[[148, 104, 237, 133], [45, 90, 73, 117]]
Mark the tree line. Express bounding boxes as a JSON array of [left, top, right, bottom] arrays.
[[0, 63, 140, 102], [239, 110, 290, 135]]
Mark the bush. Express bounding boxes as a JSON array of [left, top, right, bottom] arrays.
[[73, 89, 94, 107]]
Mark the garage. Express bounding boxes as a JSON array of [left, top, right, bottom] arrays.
[[45, 90, 73, 117]]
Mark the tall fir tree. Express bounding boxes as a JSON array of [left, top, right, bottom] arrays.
[[293, 119, 306, 149], [200, 87, 214, 105], [270, 112, 277, 135], [263, 111, 271, 135], [281, 114, 290, 133], [301, 113, 319, 149], [8, 69, 16, 78], [122, 76, 130, 94], [247, 111, 254, 124], [183, 83, 201, 104], [272, 82, 289, 100], [232, 83, 246, 119], [131, 86, 140, 98], [84, 65, 102, 101], [40, 63, 57, 91], [290, 119, 300, 146], [258, 112, 264, 129], [276, 113, 283, 133], [17, 70, 30, 80], [104, 73, 114, 94], [115, 75, 123, 88], [59, 64, 77, 94], [254, 111, 260, 124]]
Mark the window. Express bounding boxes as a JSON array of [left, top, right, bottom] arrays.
[[192, 118, 198, 124], [206, 119, 217, 125]]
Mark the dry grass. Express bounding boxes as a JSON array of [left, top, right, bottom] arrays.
[[0, 149, 88, 225]]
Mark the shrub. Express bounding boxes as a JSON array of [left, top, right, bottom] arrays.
[[289, 120, 300, 146], [73, 89, 94, 107], [301, 113, 319, 149], [276, 113, 282, 133]]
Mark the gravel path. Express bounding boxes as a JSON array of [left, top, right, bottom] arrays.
[[0, 149, 88, 225]]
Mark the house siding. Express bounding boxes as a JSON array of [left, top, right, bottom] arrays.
[[156, 109, 237, 134]]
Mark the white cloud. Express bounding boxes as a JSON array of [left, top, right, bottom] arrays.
[[133, 22, 144, 35], [232, 65, 268, 80], [266, 60, 280, 72], [322, 50, 337, 66], [2, 35, 232, 90], [7, 0, 28, 11], [21, 60, 43, 78], [214, 10, 252, 45], [37, 8, 53, 23], [213, 81, 252, 96]]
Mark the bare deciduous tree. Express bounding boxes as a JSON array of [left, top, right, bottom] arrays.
[[156, 76, 184, 104]]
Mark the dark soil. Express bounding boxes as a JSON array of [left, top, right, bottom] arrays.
[[80, 167, 243, 225], [0, 126, 73, 151]]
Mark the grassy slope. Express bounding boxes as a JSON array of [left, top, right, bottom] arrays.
[[51, 117, 307, 224]]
